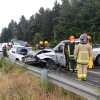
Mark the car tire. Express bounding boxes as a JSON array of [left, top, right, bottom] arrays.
[[97, 55, 100, 66], [46, 59, 57, 69], [15, 59, 20, 63]]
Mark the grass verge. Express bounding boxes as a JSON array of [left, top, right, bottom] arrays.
[[0, 58, 87, 100]]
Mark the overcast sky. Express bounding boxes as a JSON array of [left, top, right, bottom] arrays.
[[0, 0, 62, 34]]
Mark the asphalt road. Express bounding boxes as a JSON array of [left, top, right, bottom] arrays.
[[58, 67, 100, 86], [0, 51, 100, 86]]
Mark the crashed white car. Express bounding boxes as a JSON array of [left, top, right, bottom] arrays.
[[8, 45, 35, 62], [34, 39, 80, 69]]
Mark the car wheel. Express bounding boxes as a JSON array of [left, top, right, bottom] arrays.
[[46, 59, 57, 69], [15, 59, 20, 63], [97, 55, 100, 66]]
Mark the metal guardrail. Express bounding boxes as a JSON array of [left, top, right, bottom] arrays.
[[2, 57, 100, 100]]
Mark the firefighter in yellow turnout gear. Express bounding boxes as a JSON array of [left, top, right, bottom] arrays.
[[44, 41, 49, 49], [87, 36, 94, 69], [74, 35, 92, 81], [67, 36, 77, 72]]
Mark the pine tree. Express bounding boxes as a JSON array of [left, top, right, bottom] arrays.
[[52, 0, 61, 42], [69, 0, 83, 38], [95, 0, 100, 43], [41, 8, 53, 41], [55, 0, 71, 42], [77, 0, 96, 35]]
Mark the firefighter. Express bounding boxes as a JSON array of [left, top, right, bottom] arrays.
[[2, 44, 7, 57], [6, 45, 11, 51], [87, 36, 94, 69], [67, 36, 77, 72], [38, 41, 45, 50], [82, 34, 94, 69], [88, 36, 92, 47], [74, 35, 92, 81], [82, 33, 88, 37], [25, 41, 30, 47], [44, 41, 49, 49]]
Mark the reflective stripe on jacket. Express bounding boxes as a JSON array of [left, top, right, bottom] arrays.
[[67, 42, 77, 57], [38, 45, 45, 50], [74, 43, 92, 64]]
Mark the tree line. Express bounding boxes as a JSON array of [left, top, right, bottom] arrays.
[[0, 0, 100, 47]]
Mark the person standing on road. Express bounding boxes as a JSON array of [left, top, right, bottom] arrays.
[[2, 44, 7, 57], [25, 41, 30, 47], [6, 45, 11, 51], [10, 45, 12, 49], [74, 35, 92, 81], [38, 41, 45, 50], [44, 41, 49, 49], [67, 36, 77, 72]]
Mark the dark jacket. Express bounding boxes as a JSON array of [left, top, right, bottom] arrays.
[[67, 42, 77, 58], [38, 44, 45, 50], [3, 46, 7, 57]]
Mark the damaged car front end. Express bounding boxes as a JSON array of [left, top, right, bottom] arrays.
[[34, 49, 58, 68]]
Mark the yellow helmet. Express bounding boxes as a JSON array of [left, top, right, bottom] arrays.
[[40, 41, 43, 45], [87, 36, 91, 39], [44, 41, 48, 44]]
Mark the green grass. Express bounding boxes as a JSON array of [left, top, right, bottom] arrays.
[[0, 58, 87, 100], [44, 79, 55, 93]]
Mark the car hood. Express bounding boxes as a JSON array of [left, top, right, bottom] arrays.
[[36, 49, 54, 55], [27, 51, 36, 56], [35, 49, 55, 60]]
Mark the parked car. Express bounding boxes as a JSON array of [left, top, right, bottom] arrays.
[[11, 39, 28, 47], [8, 45, 35, 62]]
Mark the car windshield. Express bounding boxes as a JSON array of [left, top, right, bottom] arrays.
[[27, 48, 33, 51], [17, 47, 27, 55], [12, 40, 27, 46], [17, 47, 26, 52]]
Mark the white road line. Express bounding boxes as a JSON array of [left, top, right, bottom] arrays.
[[88, 70, 100, 75]]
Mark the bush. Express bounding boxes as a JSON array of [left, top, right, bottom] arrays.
[[31, 46, 36, 51], [49, 39, 58, 48], [0, 58, 17, 73], [33, 33, 43, 46]]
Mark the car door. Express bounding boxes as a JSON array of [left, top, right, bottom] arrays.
[[56, 43, 66, 66], [9, 47, 16, 60]]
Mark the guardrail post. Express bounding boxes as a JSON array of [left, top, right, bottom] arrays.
[[42, 69, 47, 83]]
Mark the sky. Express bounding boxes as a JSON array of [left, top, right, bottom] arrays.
[[0, 0, 62, 34]]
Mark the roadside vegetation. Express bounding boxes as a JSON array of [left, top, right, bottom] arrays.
[[0, 58, 87, 100]]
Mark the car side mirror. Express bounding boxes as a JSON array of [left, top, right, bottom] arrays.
[[58, 49, 63, 52], [55, 50, 58, 53], [12, 51, 15, 53]]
